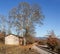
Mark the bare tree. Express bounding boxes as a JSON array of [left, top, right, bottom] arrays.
[[0, 15, 6, 33], [9, 2, 44, 35]]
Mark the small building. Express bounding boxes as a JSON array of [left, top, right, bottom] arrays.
[[5, 34, 19, 45], [5, 34, 26, 45]]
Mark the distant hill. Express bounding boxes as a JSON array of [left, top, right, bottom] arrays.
[[35, 37, 47, 40]]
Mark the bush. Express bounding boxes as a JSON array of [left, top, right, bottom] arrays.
[[38, 41, 45, 45], [47, 38, 58, 51]]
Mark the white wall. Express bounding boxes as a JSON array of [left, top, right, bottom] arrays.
[[5, 35, 19, 45]]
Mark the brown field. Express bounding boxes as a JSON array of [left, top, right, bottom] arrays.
[[0, 44, 39, 54]]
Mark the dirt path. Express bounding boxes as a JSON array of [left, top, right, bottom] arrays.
[[32, 45, 53, 54]]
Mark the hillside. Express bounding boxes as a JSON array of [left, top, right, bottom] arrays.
[[0, 44, 39, 54]]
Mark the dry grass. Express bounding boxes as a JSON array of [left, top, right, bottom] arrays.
[[0, 44, 39, 54]]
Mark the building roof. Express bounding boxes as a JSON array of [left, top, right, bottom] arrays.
[[5, 34, 24, 38]]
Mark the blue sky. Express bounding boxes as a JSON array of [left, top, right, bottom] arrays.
[[0, 0, 60, 37]]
